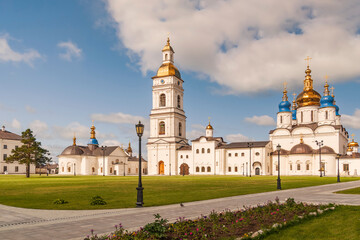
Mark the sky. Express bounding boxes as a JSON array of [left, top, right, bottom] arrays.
[[1, 0, 360, 161]]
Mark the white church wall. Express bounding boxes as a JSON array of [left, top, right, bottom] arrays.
[[340, 159, 360, 176]]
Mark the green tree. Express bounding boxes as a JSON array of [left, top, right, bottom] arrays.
[[5, 129, 51, 178]]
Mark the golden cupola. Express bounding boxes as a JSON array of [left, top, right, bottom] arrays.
[[153, 37, 181, 79], [348, 135, 359, 148], [296, 60, 321, 108]]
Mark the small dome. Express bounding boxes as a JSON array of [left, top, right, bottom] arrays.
[[290, 143, 313, 154], [88, 138, 99, 145], [320, 95, 335, 108], [162, 37, 174, 52], [296, 90, 321, 107], [127, 142, 133, 153], [279, 100, 291, 112], [349, 140, 359, 147], [206, 123, 213, 130], [61, 145, 84, 155], [155, 63, 181, 79]]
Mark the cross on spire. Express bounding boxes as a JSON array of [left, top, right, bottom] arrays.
[[330, 86, 335, 97], [208, 116, 211, 124], [283, 81, 287, 90], [324, 75, 329, 84], [304, 56, 312, 67], [351, 133, 355, 140]]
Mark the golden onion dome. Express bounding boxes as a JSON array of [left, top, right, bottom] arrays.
[[155, 62, 181, 78], [162, 37, 174, 52], [296, 66, 321, 108], [348, 139, 359, 147], [347, 146, 353, 152], [127, 142, 132, 153], [206, 123, 213, 130]]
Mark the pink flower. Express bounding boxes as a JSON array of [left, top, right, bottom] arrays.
[[277, 209, 279, 211], [190, 232, 193, 235], [197, 228, 199, 232]]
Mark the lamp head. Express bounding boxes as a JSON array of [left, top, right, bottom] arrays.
[[276, 144, 281, 151], [136, 121, 144, 137]]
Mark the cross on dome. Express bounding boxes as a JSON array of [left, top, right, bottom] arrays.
[[304, 56, 312, 67]]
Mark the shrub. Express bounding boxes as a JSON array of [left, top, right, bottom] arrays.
[[90, 195, 107, 205], [53, 199, 68, 204], [142, 214, 168, 239]]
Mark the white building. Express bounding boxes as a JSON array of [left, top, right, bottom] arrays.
[[147, 39, 359, 176], [0, 126, 35, 174], [58, 124, 147, 176]]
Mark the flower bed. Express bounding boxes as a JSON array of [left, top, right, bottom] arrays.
[[84, 198, 335, 240]]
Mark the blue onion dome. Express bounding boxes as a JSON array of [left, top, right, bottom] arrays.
[[292, 109, 296, 120], [320, 80, 335, 108], [278, 86, 291, 112], [330, 87, 340, 116]]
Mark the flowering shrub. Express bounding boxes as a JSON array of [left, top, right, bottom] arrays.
[[84, 199, 334, 240], [90, 195, 107, 205]]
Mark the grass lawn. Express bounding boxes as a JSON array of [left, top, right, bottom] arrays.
[[336, 187, 360, 195], [262, 206, 360, 240], [0, 175, 359, 210]]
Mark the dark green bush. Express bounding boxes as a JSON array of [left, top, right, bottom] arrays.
[[90, 195, 107, 205], [53, 199, 68, 204]]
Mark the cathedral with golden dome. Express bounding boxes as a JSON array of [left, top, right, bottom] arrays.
[[147, 40, 360, 176]]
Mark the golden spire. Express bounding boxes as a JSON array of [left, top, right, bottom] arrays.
[[73, 132, 76, 146], [206, 117, 213, 130], [323, 75, 330, 96], [282, 81, 288, 101], [90, 121, 96, 139], [162, 37, 174, 52], [292, 92, 296, 110], [127, 141, 132, 153], [303, 64, 313, 91]]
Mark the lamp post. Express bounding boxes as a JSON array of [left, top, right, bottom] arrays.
[[101, 146, 107, 176], [248, 143, 253, 177], [246, 162, 248, 176], [124, 161, 126, 176], [276, 144, 281, 190], [315, 140, 323, 177], [74, 163, 76, 176], [242, 163, 244, 176], [135, 121, 144, 207], [337, 154, 341, 183]]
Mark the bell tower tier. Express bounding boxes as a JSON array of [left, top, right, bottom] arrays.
[[147, 38, 188, 176]]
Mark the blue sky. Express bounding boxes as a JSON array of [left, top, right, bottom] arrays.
[[1, 0, 360, 160]]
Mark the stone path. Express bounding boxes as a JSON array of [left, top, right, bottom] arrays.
[[0, 180, 359, 240]]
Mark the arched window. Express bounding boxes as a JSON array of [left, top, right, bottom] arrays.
[[290, 164, 293, 171], [179, 122, 182, 136], [160, 94, 166, 107], [177, 95, 181, 108], [201, 167, 205, 172], [311, 110, 313, 121], [280, 116, 283, 124], [110, 168, 113, 173], [228, 167, 231, 172], [196, 167, 200, 172], [196, 149, 199, 154], [228, 153, 231, 157], [92, 167, 95, 173], [255, 152, 260, 156], [301, 111, 303, 123], [235, 153, 238, 157], [68, 167, 71, 172], [306, 164, 310, 170], [180, 155, 183, 159], [202, 148, 205, 153], [325, 111, 328, 120], [297, 164, 301, 170], [186, 155, 188, 158], [159, 121, 165, 135], [101, 167, 103, 173], [235, 166, 238, 172], [62, 167, 64, 172], [165, 54, 168, 60], [276, 164, 278, 171], [207, 166, 211, 172], [241, 153, 245, 157], [207, 148, 210, 153]]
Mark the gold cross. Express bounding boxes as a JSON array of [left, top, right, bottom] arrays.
[[208, 117, 211, 124], [351, 133, 355, 140], [304, 56, 312, 67], [324, 75, 329, 84], [330, 86, 335, 96], [283, 81, 287, 90], [292, 92, 296, 101]]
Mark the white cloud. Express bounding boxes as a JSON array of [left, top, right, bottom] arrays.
[[29, 120, 50, 138], [25, 105, 36, 114], [0, 34, 42, 65], [186, 129, 204, 140], [57, 41, 82, 61], [225, 133, 253, 143], [102, 139, 123, 146], [342, 109, 360, 129], [91, 112, 146, 125], [11, 118, 21, 130], [245, 115, 276, 126], [106, 0, 360, 94]]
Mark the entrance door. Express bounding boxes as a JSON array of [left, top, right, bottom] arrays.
[[159, 161, 165, 175], [255, 167, 260, 175], [179, 163, 190, 175]]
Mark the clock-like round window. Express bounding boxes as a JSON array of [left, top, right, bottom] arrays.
[[161, 79, 165, 84]]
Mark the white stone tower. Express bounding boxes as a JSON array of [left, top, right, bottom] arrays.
[[147, 38, 188, 175]]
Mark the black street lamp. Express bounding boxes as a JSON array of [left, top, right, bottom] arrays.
[[242, 163, 244, 176], [246, 162, 248, 177], [337, 154, 341, 183], [101, 146, 107, 176], [248, 143, 253, 177], [315, 140, 323, 177], [135, 121, 144, 207], [276, 144, 281, 190], [74, 163, 76, 176]]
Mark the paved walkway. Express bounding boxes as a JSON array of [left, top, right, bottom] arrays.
[[0, 180, 359, 240]]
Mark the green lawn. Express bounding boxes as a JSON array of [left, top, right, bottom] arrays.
[[0, 175, 359, 210], [336, 187, 360, 195], [262, 206, 360, 240]]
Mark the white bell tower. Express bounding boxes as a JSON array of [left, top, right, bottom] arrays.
[[147, 38, 188, 175]]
